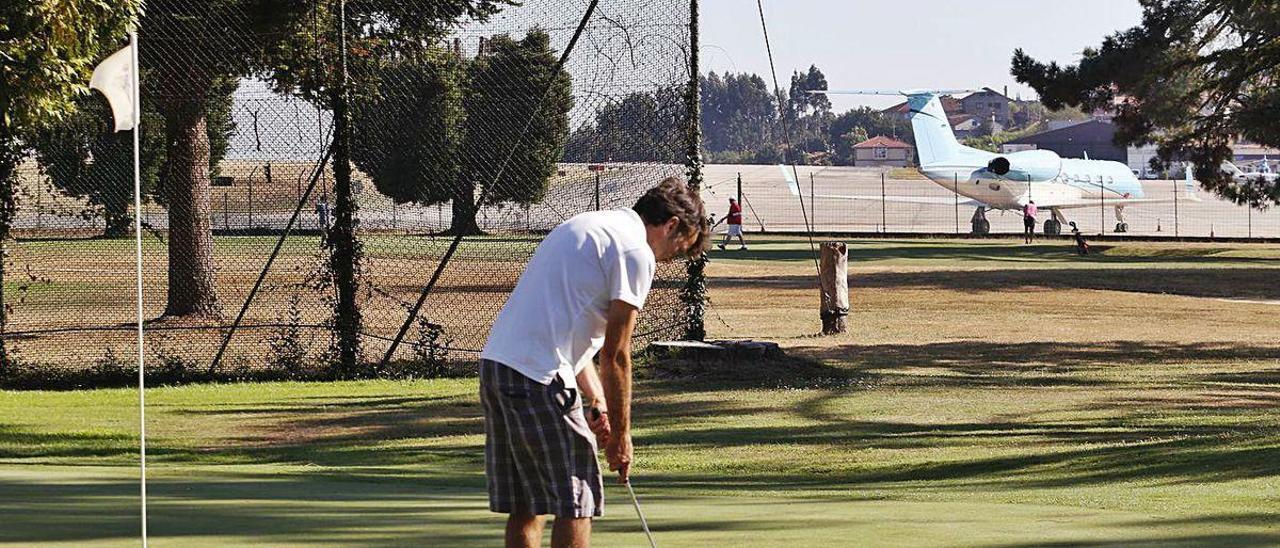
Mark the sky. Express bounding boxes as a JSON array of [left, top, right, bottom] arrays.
[[700, 0, 1144, 110]]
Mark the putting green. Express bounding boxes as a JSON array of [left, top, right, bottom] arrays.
[[4, 238, 1280, 546]]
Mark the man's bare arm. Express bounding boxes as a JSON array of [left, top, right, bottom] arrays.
[[599, 299, 638, 481], [576, 360, 610, 445]]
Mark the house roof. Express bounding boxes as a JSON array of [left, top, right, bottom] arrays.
[[882, 95, 962, 115], [854, 135, 912, 149], [961, 87, 1011, 101]]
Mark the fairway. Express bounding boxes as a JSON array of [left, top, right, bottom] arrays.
[[4, 238, 1280, 546]]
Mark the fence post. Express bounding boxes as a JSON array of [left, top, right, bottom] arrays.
[[881, 172, 886, 233], [594, 171, 600, 211], [1174, 175, 1180, 237], [737, 172, 742, 204], [953, 173, 959, 235], [1248, 205, 1252, 239], [819, 242, 849, 335], [809, 172, 815, 231], [223, 192, 229, 231], [1099, 174, 1105, 236]]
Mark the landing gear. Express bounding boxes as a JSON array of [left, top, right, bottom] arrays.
[[1114, 205, 1128, 233], [970, 207, 990, 235], [1044, 219, 1062, 235]]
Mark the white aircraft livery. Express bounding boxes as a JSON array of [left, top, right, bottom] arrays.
[[793, 89, 1200, 234]]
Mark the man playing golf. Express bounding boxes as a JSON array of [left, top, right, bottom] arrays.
[[479, 176, 709, 548]]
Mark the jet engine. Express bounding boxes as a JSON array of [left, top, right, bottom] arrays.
[[986, 149, 1062, 182]]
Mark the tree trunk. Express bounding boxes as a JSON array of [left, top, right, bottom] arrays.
[[162, 109, 221, 318], [449, 181, 481, 235], [328, 83, 363, 377], [102, 199, 132, 239], [0, 135, 18, 371]]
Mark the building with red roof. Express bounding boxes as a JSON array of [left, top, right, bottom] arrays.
[[853, 135, 914, 167]]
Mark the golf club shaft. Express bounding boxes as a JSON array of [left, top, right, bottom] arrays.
[[626, 480, 657, 548]]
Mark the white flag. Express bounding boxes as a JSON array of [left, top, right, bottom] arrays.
[[89, 44, 136, 132]]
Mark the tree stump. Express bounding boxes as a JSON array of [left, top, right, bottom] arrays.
[[819, 242, 849, 334]]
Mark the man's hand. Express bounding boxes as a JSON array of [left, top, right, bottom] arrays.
[[605, 431, 633, 483], [587, 406, 610, 446]]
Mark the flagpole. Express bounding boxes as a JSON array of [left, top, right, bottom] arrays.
[[129, 29, 148, 547]]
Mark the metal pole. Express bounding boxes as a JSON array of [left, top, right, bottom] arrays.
[[881, 172, 886, 232], [223, 192, 229, 231], [737, 172, 743, 204], [809, 172, 815, 231], [1248, 205, 1252, 239], [248, 167, 256, 229], [1099, 175, 1105, 236], [1174, 175, 1180, 237], [953, 173, 959, 234], [128, 30, 148, 546], [594, 172, 601, 211]]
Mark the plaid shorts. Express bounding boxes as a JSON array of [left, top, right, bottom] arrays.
[[479, 359, 603, 518]]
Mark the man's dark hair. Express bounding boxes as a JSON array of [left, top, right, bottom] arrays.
[[633, 176, 710, 256]]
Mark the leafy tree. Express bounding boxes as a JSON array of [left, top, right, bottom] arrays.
[[0, 0, 141, 368], [834, 126, 869, 165], [25, 79, 234, 237], [1011, 0, 1280, 206], [137, 0, 311, 317], [788, 64, 831, 117], [454, 30, 572, 235], [564, 86, 683, 163], [351, 51, 466, 206], [701, 71, 777, 159], [138, 0, 512, 318]]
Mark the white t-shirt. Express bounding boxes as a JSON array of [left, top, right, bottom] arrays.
[[481, 209, 656, 386]]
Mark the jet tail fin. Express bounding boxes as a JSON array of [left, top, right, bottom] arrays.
[[1185, 163, 1202, 202], [808, 88, 976, 167]]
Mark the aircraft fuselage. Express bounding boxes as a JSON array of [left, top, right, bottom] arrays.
[[919, 147, 1144, 211]]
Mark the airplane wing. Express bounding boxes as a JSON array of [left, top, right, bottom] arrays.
[[1043, 168, 1202, 209], [778, 165, 985, 207]]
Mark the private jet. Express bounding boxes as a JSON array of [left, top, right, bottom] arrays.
[[1223, 158, 1279, 184], [794, 89, 1199, 234]]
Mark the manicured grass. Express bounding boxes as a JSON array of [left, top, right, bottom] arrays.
[[4, 237, 1280, 546]]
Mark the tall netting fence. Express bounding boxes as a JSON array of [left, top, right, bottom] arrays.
[[700, 164, 1280, 238], [4, 0, 695, 387]]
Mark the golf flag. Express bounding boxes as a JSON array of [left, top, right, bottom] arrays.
[[89, 44, 137, 132]]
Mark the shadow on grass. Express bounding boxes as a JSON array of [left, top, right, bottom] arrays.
[[714, 267, 1280, 301], [0, 425, 137, 460], [0, 473, 138, 544], [708, 239, 1280, 265], [790, 340, 1280, 386]]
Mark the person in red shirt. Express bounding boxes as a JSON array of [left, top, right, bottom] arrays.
[[717, 198, 747, 250]]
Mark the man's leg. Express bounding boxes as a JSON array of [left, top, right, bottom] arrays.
[[551, 517, 592, 548], [507, 513, 545, 548]]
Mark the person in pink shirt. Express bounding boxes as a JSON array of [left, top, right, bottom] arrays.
[[1022, 201, 1038, 244]]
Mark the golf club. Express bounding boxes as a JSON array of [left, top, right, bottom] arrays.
[[626, 478, 657, 548], [592, 407, 657, 548]]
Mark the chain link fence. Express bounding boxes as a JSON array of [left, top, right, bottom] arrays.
[[4, 0, 697, 387], [699, 164, 1280, 239]]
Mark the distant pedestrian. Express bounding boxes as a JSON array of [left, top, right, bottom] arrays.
[[1070, 221, 1089, 255], [717, 198, 747, 250], [1022, 200, 1037, 244], [315, 196, 331, 235]]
